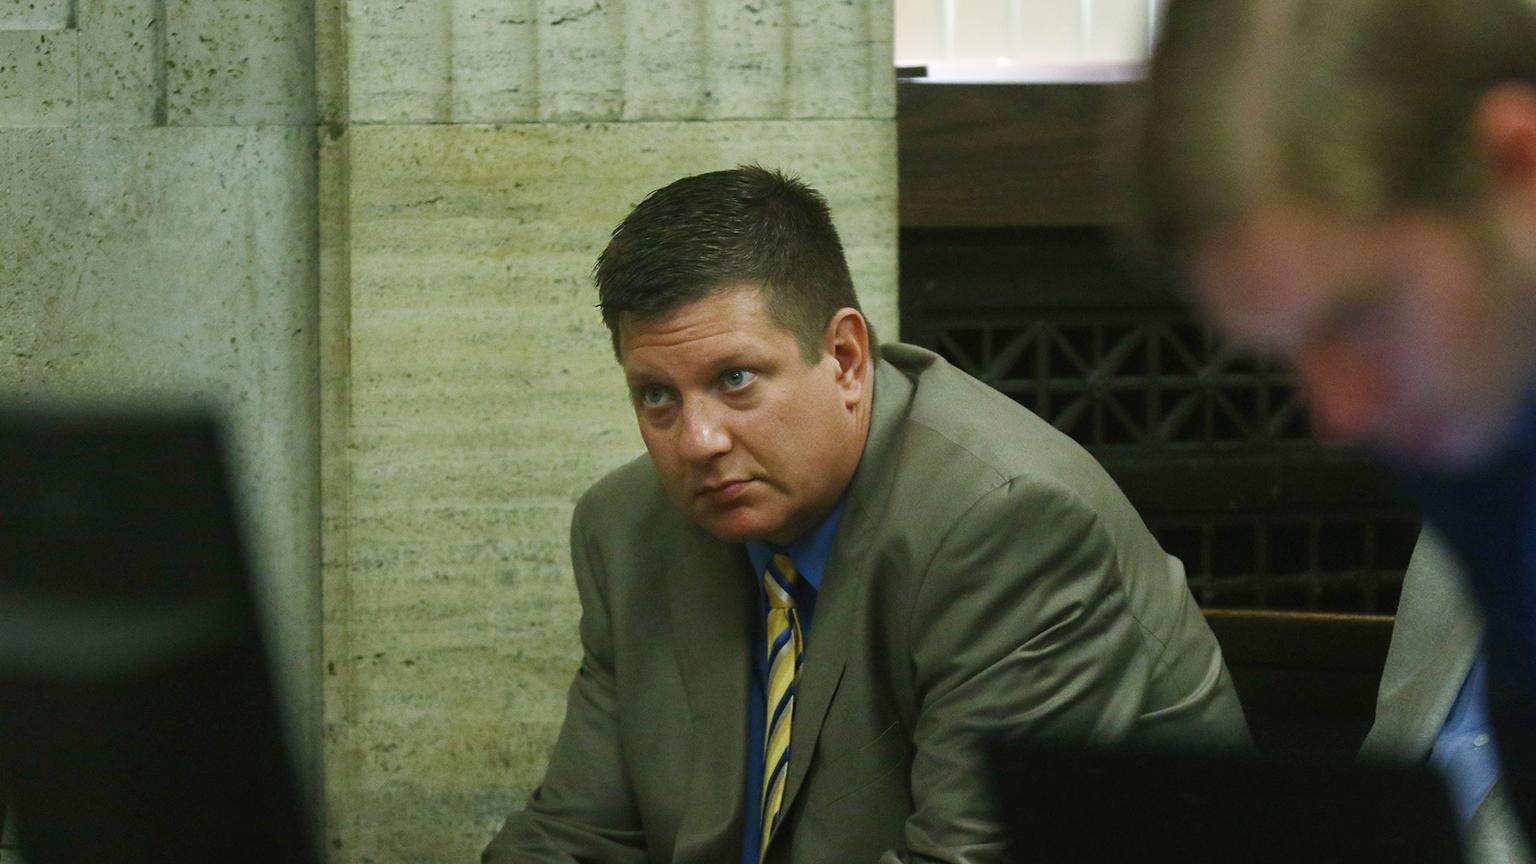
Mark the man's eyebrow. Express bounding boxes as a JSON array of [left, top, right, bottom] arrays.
[[708, 350, 764, 371], [623, 371, 661, 390], [621, 349, 766, 390]]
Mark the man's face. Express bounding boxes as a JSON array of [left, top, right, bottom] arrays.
[[618, 287, 867, 544], [1193, 197, 1536, 467]]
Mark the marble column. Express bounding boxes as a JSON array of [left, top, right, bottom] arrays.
[[0, 0, 322, 814]]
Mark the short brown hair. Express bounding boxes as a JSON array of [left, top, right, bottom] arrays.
[[594, 166, 874, 362]]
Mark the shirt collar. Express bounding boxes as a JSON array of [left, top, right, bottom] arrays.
[[744, 496, 846, 591]]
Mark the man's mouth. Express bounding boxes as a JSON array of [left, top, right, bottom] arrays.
[[699, 478, 754, 502]]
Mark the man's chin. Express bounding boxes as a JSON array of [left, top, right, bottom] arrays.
[[692, 506, 782, 545]]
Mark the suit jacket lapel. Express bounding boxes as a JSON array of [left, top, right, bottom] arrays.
[[1363, 528, 1484, 757], [668, 528, 754, 864], [782, 358, 914, 812], [782, 533, 855, 811]]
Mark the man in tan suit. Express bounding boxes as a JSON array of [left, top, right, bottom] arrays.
[[483, 166, 1248, 864]]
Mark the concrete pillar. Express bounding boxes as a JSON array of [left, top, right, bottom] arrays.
[[0, 0, 322, 821]]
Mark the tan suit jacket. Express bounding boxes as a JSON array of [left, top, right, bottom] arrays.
[[484, 343, 1249, 864], [1362, 529, 1534, 864]]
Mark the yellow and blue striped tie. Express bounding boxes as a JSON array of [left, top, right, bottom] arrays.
[[761, 553, 804, 860]]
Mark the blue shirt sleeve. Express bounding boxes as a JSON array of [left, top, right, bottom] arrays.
[[1430, 652, 1504, 826]]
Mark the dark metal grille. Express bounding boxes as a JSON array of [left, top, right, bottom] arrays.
[[1150, 514, 1415, 612], [901, 228, 1417, 614], [932, 316, 1312, 448]]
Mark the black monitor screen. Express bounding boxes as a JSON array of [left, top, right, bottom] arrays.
[[0, 410, 316, 864]]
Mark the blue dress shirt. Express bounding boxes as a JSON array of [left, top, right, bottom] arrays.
[[1431, 652, 1504, 825], [738, 499, 846, 864]]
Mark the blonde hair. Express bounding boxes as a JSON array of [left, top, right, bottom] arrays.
[[1126, 0, 1536, 266]]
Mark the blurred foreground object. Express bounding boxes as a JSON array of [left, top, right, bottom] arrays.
[[0, 409, 316, 864], [993, 742, 1464, 863]]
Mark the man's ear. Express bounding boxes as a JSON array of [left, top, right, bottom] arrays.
[[823, 308, 870, 407], [1474, 81, 1536, 213]]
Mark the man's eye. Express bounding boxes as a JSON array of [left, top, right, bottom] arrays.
[[721, 369, 757, 390], [638, 385, 672, 407], [1330, 292, 1390, 338]]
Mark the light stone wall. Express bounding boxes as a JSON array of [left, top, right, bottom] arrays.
[[322, 1, 898, 862], [3, 0, 896, 860], [345, 0, 894, 123], [0, 0, 323, 820]]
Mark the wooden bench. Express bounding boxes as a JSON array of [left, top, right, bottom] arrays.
[[1204, 609, 1395, 759]]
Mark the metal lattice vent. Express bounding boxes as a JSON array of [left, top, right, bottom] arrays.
[[901, 229, 1417, 614], [934, 318, 1312, 447]]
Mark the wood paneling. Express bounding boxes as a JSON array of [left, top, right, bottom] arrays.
[[897, 81, 1138, 227]]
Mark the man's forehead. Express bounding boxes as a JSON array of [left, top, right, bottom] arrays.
[[1191, 205, 1347, 345], [616, 286, 794, 350], [617, 289, 786, 369], [1192, 197, 1449, 351]]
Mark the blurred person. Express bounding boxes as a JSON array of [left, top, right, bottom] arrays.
[[482, 166, 1247, 864], [1126, 0, 1536, 848]]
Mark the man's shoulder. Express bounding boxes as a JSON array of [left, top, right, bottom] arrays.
[[881, 343, 1116, 492], [574, 452, 672, 526]]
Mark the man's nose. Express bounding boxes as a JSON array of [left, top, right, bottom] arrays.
[[1293, 344, 1387, 445], [677, 399, 732, 461]]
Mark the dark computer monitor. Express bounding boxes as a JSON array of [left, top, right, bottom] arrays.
[[991, 742, 1465, 863], [0, 409, 316, 863]]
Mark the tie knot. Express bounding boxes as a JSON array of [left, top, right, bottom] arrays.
[[764, 553, 799, 610]]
